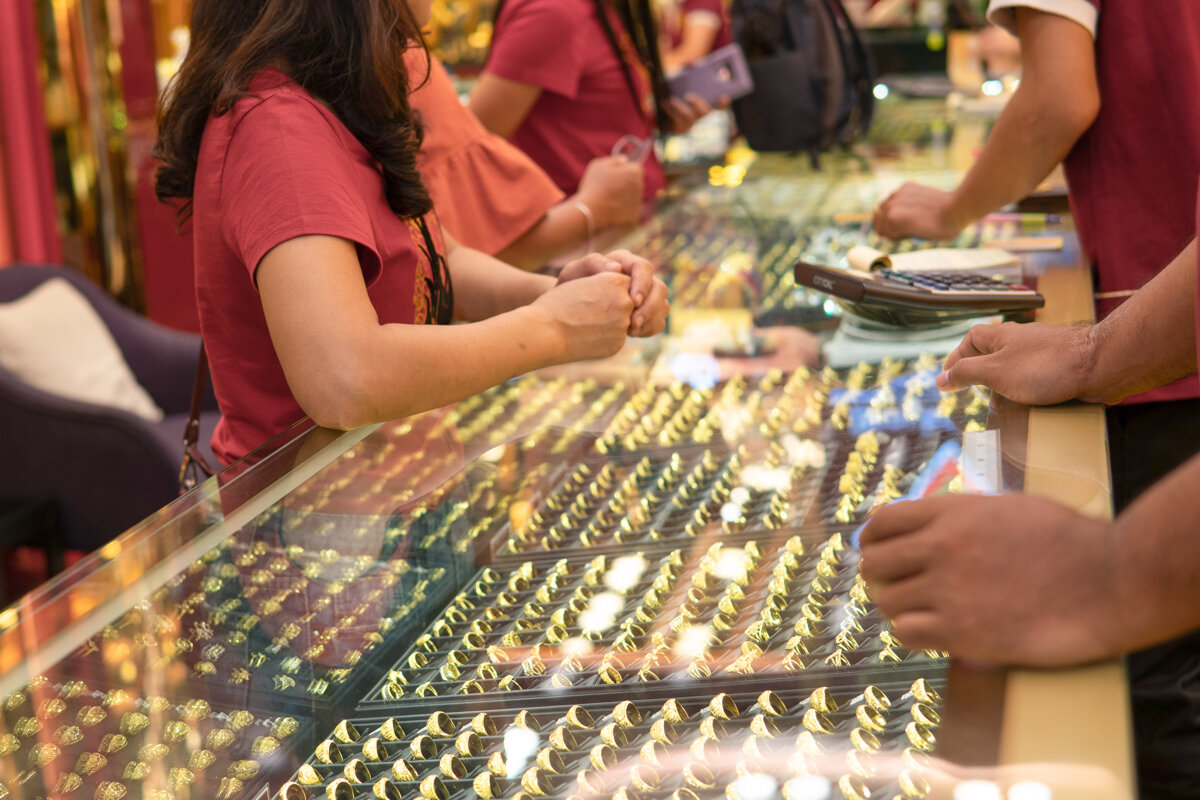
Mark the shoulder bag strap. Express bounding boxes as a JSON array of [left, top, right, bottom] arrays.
[[179, 341, 217, 495]]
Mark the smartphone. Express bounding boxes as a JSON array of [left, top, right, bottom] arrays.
[[667, 43, 755, 106]]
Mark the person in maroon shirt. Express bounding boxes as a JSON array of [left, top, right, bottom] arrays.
[[153, 0, 669, 466], [864, 202, 1200, 797], [469, 0, 712, 201]]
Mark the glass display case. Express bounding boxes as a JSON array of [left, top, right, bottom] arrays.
[[0, 98, 1128, 800]]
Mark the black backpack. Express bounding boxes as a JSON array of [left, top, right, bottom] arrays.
[[730, 0, 875, 158]]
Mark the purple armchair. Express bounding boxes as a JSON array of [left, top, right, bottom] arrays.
[[0, 264, 220, 551]]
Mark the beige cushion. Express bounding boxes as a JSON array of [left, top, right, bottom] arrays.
[[0, 277, 164, 422]]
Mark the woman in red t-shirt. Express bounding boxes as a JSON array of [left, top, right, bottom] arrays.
[[153, 0, 669, 467], [470, 0, 712, 202]]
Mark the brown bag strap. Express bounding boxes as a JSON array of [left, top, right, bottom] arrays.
[[179, 342, 217, 495]]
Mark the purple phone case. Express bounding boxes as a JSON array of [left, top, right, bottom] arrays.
[[667, 43, 755, 105]]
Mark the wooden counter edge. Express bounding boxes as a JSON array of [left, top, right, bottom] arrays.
[[997, 260, 1134, 799]]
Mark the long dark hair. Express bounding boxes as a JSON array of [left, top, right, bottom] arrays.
[[155, 0, 433, 223], [490, 0, 671, 133]]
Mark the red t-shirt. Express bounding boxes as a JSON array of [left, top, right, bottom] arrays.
[[660, 0, 732, 54], [409, 51, 565, 255], [192, 69, 449, 465], [1061, 0, 1200, 403], [485, 0, 665, 200]]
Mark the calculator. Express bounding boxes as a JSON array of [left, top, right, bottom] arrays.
[[793, 260, 1044, 327]]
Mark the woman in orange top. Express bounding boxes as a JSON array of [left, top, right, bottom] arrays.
[[409, 52, 645, 270]]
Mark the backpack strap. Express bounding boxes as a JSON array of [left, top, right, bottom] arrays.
[[825, 0, 876, 138]]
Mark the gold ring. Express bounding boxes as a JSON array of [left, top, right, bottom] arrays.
[[850, 727, 881, 754], [391, 759, 419, 782], [808, 687, 838, 714], [344, 758, 373, 784], [801, 708, 834, 735], [698, 717, 726, 741], [589, 743, 617, 771], [689, 736, 718, 762], [564, 706, 594, 729], [612, 701, 641, 728], [649, 719, 676, 745], [898, 770, 930, 798], [600, 722, 628, 748], [373, 778, 402, 800], [326, 779, 354, 800], [473, 773, 500, 799], [427, 712, 456, 738], [598, 665, 622, 684], [683, 762, 715, 789], [847, 749, 878, 779], [497, 675, 520, 692], [903, 747, 932, 771], [471, 712, 497, 737], [440, 753, 466, 780], [297, 765, 323, 786], [855, 704, 886, 733], [661, 699, 689, 725], [419, 775, 448, 800], [514, 710, 541, 731], [862, 686, 891, 712], [522, 656, 547, 677], [905, 721, 937, 752], [911, 703, 941, 728], [379, 719, 404, 742], [708, 693, 738, 720], [520, 767, 551, 796], [487, 752, 507, 777], [362, 738, 388, 762], [461, 632, 486, 650], [535, 747, 564, 774], [630, 765, 661, 792], [460, 680, 485, 695], [549, 725, 576, 751], [757, 690, 787, 717], [838, 775, 870, 800], [545, 624, 569, 644], [456, 731, 482, 757], [280, 782, 308, 800], [639, 740, 667, 766], [909, 678, 941, 705], [410, 734, 437, 760], [315, 740, 341, 764], [439, 664, 461, 682], [749, 714, 780, 738]]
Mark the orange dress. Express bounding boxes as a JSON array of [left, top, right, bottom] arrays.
[[408, 51, 565, 256]]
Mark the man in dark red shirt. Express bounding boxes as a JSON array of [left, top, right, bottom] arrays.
[[863, 193, 1200, 797]]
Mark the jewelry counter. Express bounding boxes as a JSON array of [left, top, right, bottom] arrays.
[[0, 99, 1130, 800]]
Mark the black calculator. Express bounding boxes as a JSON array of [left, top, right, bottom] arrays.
[[794, 260, 1044, 327]]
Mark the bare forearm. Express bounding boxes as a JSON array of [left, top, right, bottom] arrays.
[[1110, 451, 1200, 652], [448, 244, 555, 319], [948, 10, 1098, 225], [495, 201, 590, 271], [319, 306, 562, 428], [1082, 239, 1198, 403]]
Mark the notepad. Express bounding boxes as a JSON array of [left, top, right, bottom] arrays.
[[846, 245, 1023, 282]]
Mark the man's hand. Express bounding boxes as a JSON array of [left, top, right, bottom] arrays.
[[873, 183, 972, 241], [937, 321, 1101, 404], [577, 156, 645, 228], [557, 250, 669, 337], [859, 494, 1120, 667]]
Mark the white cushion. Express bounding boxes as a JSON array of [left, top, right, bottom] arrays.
[[0, 277, 164, 422]]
